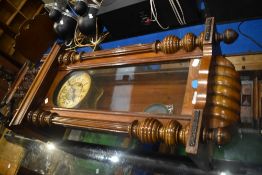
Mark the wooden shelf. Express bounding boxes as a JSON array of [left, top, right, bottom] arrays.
[[12, 51, 27, 65], [9, 13, 26, 33], [0, 0, 47, 68], [20, 0, 42, 19], [8, 0, 27, 10], [0, 0, 16, 25], [18, 11, 27, 20], [33, 4, 44, 17], [0, 33, 15, 55]]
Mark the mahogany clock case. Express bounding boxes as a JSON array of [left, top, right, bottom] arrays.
[[6, 17, 241, 156]]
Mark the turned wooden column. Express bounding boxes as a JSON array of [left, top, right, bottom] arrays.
[[57, 29, 238, 65], [153, 29, 238, 54], [128, 118, 190, 146], [26, 109, 234, 146]]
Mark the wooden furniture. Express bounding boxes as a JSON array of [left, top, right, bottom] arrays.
[[0, 0, 57, 105], [226, 53, 262, 71], [0, 0, 44, 100], [14, 14, 57, 63], [0, 0, 44, 65], [7, 17, 240, 155]]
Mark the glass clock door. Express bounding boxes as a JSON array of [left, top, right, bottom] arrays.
[[54, 60, 190, 116]]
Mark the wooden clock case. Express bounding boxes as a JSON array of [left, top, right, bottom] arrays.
[[7, 17, 240, 155]]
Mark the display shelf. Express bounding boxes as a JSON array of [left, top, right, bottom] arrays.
[[9, 13, 26, 33], [0, 0, 45, 67], [12, 50, 28, 65], [7, 0, 27, 10], [33, 4, 44, 17], [20, 0, 42, 19], [0, 33, 15, 55], [18, 11, 27, 20], [0, 53, 19, 73], [0, 0, 16, 25]]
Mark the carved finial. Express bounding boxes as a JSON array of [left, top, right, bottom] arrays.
[[153, 32, 208, 53], [154, 33, 199, 54], [180, 33, 197, 52], [58, 51, 82, 65], [153, 29, 238, 54], [196, 32, 204, 49], [202, 127, 231, 145], [129, 118, 162, 143], [27, 110, 56, 127], [154, 35, 180, 54], [129, 118, 189, 146], [160, 120, 182, 145], [215, 29, 238, 44], [178, 123, 190, 146]]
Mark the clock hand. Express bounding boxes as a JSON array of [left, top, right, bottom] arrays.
[[69, 82, 79, 101], [68, 80, 74, 87], [72, 87, 76, 101], [64, 86, 74, 102]]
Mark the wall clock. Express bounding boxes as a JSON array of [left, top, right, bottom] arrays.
[[55, 71, 92, 108], [7, 17, 240, 157]]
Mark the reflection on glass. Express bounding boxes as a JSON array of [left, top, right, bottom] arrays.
[[54, 61, 189, 116], [1, 127, 262, 175]]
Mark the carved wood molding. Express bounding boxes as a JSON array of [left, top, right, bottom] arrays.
[[186, 55, 212, 154], [128, 118, 190, 146], [206, 56, 240, 129], [48, 107, 192, 124], [186, 17, 215, 154], [60, 49, 203, 71], [4, 61, 29, 104], [9, 43, 62, 126], [186, 55, 240, 154], [58, 19, 238, 67], [26, 109, 190, 146], [26, 109, 231, 147]]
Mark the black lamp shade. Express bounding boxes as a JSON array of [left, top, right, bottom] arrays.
[[78, 7, 99, 35], [53, 15, 77, 41], [49, 8, 62, 22], [74, 1, 88, 16]]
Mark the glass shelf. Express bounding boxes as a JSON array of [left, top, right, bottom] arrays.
[[0, 126, 262, 175]]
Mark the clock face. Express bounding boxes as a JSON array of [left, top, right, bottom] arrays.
[[55, 71, 91, 108]]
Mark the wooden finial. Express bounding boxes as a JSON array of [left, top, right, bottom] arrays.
[[128, 118, 189, 146], [160, 120, 182, 145], [58, 51, 82, 65], [202, 127, 231, 145], [155, 35, 180, 54], [178, 123, 190, 146], [27, 110, 56, 127], [153, 29, 238, 54], [128, 118, 162, 143], [180, 33, 197, 52], [215, 29, 238, 44], [153, 32, 208, 54]]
